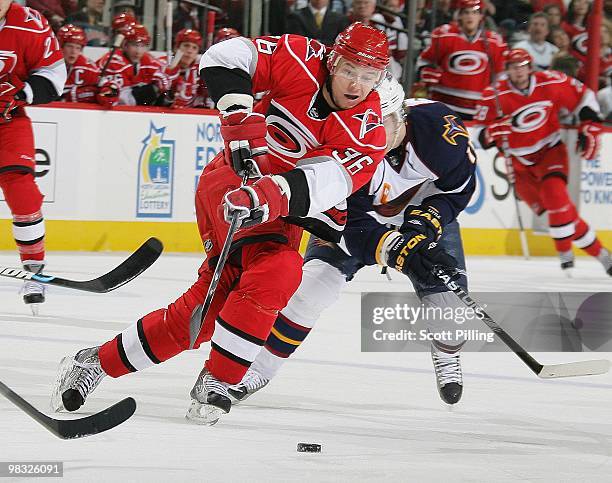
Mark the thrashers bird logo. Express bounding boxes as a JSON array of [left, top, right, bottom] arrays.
[[441, 115, 469, 146]]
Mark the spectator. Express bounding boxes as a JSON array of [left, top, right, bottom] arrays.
[[285, 0, 350, 45], [550, 52, 581, 78], [173, 0, 200, 38], [549, 25, 571, 55], [543, 3, 563, 28], [606, 0, 612, 21], [26, 0, 77, 30], [491, 0, 533, 29], [66, 0, 110, 46], [348, 0, 375, 22], [562, 0, 590, 54], [531, 0, 565, 15], [371, 0, 408, 79], [112, 0, 136, 18], [576, 20, 612, 89], [513, 12, 558, 70], [422, 0, 454, 33], [417, 0, 507, 120]]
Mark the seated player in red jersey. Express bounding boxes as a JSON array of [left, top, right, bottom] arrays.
[[57, 24, 100, 104]]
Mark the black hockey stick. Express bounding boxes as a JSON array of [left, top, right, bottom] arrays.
[[0, 238, 163, 293], [197, 168, 251, 334], [0, 381, 136, 439], [432, 265, 611, 378]]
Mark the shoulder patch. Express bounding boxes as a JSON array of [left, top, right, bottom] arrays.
[[352, 109, 383, 140], [441, 115, 470, 146], [305, 39, 325, 62]]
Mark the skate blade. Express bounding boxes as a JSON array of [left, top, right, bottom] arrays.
[[185, 399, 228, 426], [28, 304, 41, 316], [50, 356, 74, 412]]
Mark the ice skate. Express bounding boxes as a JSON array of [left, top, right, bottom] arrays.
[[597, 248, 612, 277], [431, 347, 463, 405], [21, 261, 45, 315], [559, 251, 575, 278], [186, 368, 232, 426], [228, 368, 269, 404], [51, 346, 106, 412]]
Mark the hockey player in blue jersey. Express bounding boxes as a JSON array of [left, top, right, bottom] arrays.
[[228, 82, 477, 405]]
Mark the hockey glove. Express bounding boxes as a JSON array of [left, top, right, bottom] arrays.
[[96, 82, 119, 109], [577, 121, 602, 160], [419, 66, 442, 85], [407, 243, 459, 286], [151, 71, 171, 94], [220, 110, 269, 178], [0, 75, 27, 123], [223, 175, 290, 229], [483, 115, 512, 147], [400, 205, 443, 241]]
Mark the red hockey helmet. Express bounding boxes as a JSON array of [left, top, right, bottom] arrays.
[[457, 0, 484, 11], [327, 22, 389, 72], [505, 48, 533, 68], [122, 23, 151, 47], [213, 27, 240, 44], [112, 12, 136, 33], [57, 24, 87, 47], [175, 28, 203, 48]]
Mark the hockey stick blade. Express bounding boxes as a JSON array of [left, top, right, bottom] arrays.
[[0, 237, 163, 293], [432, 265, 611, 379], [538, 360, 611, 379], [0, 381, 136, 439]]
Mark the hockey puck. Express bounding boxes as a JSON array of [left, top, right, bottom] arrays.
[[297, 443, 321, 453]]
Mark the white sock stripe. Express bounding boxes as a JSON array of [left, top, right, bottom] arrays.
[[573, 228, 596, 248], [13, 219, 45, 243], [120, 323, 156, 371], [212, 320, 262, 363], [549, 222, 575, 239]]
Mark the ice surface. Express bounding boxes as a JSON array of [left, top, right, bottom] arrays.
[[1, 251, 611, 482]]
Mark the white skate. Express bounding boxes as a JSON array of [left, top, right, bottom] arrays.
[[228, 368, 269, 404], [22, 261, 45, 315], [51, 346, 106, 412]]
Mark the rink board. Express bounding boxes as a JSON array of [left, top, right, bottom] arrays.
[[0, 103, 610, 255]]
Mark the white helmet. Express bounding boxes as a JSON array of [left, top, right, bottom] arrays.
[[377, 72, 405, 118]]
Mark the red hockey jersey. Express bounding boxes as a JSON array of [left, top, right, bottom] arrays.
[[475, 70, 598, 164], [161, 55, 210, 108], [418, 24, 507, 117], [63, 53, 99, 103], [0, 3, 65, 102], [200, 34, 387, 222], [96, 51, 167, 89]]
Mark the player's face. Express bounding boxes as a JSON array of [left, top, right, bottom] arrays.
[[330, 59, 382, 109], [62, 43, 83, 65], [507, 63, 531, 88], [124, 42, 148, 63], [0, 0, 11, 20], [458, 8, 483, 34], [178, 41, 200, 66]]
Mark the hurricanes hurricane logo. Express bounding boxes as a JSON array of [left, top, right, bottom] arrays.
[[510, 101, 552, 133], [447, 50, 488, 75], [353, 109, 382, 139], [137, 122, 175, 217], [0, 51, 17, 77], [442, 115, 469, 145]]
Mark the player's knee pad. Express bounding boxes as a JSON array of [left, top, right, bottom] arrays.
[[540, 176, 573, 212], [0, 171, 43, 214], [282, 259, 346, 329]]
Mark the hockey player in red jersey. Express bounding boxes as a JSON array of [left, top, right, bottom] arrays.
[[416, 0, 507, 120], [0, 0, 66, 313], [163, 29, 210, 108], [51, 23, 390, 425], [475, 49, 611, 275], [57, 24, 100, 104], [96, 23, 170, 106]]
